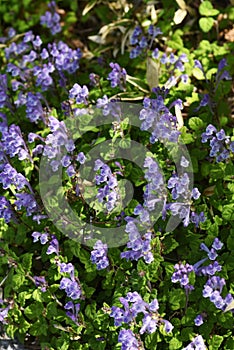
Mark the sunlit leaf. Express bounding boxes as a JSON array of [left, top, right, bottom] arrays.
[[174, 9, 187, 25], [82, 0, 98, 16], [146, 57, 159, 91], [199, 17, 214, 33], [224, 300, 234, 312]]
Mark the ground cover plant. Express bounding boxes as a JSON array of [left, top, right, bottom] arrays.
[[0, 0, 234, 349]]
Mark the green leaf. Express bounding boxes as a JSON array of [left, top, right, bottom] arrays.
[[179, 127, 195, 144], [208, 335, 224, 350], [18, 291, 32, 306], [24, 302, 44, 320], [32, 288, 43, 302], [199, 17, 214, 33], [163, 236, 179, 254], [146, 254, 163, 282], [227, 235, 234, 252], [18, 317, 31, 334], [118, 137, 131, 149], [85, 302, 96, 319], [169, 337, 183, 349], [188, 117, 205, 131], [129, 166, 145, 187], [169, 288, 186, 310], [12, 273, 25, 290], [167, 30, 184, 49], [146, 57, 159, 91], [222, 204, 234, 221], [21, 253, 33, 272], [199, 1, 219, 17], [30, 318, 48, 336]]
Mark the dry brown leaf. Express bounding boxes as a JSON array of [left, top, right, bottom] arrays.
[[224, 27, 234, 42], [203, 185, 216, 197]]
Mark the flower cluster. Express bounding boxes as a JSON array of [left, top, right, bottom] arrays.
[[43, 116, 76, 175], [129, 25, 188, 87], [96, 95, 122, 118], [90, 240, 109, 270], [194, 58, 231, 114], [118, 329, 140, 350], [201, 124, 234, 162], [129, 25, 162, 58], [193, 238, 223, 276], [31, 230, 82, 321], [202, 276, 227, 309], [167, 171, 202, 227], [139, 92, 180, 145], [40, 1, 61, 35], [110, 291, 173, 347], [121, 217, 154, 263], [0, 116, 31, 159], [152, 51, 189, 88], [107, 62, 127, 90], [14, 192, 38, 217], [59, 263, 82, 300], [143, 156, 167, 218], [171, 262, 194, 291], [94, 159, 120, 212], [25, 92, 45, 123], [69, 83, 89, 104], [121, 156, 166, 264], [64, 301, 80, 325], [172, 238, 234, 323], [0, 196, 16, 223], [32, 231, 59, 255], [0, 163, 29, 191], [5, 30, 82, 93]]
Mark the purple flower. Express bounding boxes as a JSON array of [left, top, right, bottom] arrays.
[[0, 303, 10, 324], [171, 262, 194, 291], [194, 314, 204, 326], [64, 301, 80, 324], [69, 83, 89, 104], [162, 319, 174, 333], [25, 92, 45, 123], [140, 314, 157, 334], [0, 196, 16, 223], [212, 238, 223, 250], [15, 193, 38, 216], [194, 59, 203, 71], [111, 292, 173, 341], [34, 276, 47, 292], [94, 160, 120, 212], [46, 235, 59, 255], [190, 212, 206, 227], [91, 240, 109, 270], [107, 63, 127, 90], [76, 152, 86, 164], [40, 1, 61, 35], [130, 26, 142, 45], [118, 329, 139, 350], [59, 262, 74, 276], [59, 277, 81, 300], [183, 335, 206, 350]]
